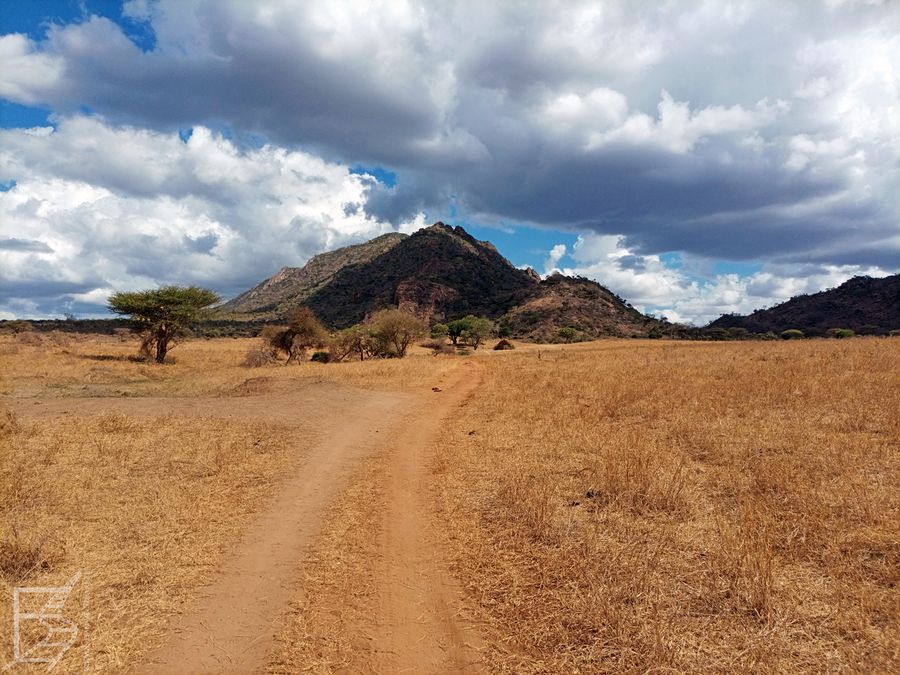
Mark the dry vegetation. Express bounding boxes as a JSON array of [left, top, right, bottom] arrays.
[[0, 332, 455, 398], [0, 332, 451, 673], [1, 331, 897, 673], [436, 339, 899, 672]]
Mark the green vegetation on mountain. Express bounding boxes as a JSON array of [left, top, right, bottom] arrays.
[[710, 274, 900, 336], [220, 222, 662, 341]]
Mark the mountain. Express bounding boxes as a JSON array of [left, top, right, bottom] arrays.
[[305, 223, 538, 327], [222, 222, 661, 339], [220, 232, 407, 316], [501, 273, 658, 341], [709, 274, 900, 335]]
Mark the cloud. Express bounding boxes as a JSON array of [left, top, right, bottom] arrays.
[[0, 0, 898, 319], [551, 232, 893, 325], [0, 117, 416, 317]]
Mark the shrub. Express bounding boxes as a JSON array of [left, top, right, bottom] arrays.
[[448, 315, 493, 349], [262, 308, 328, 363], [330, 325, 374, 361], [421, 338, 453, 354], [367, 309, 425, 358], [494, 339, 515, 350], [558, 327, 581, 343], [781, 329, 805, 340], [2, 320, 33, 334], [310, 351, 331, 363], [242, 345, 277, 367], [826, 328, 855, 339], [430, 323, 449, 339]]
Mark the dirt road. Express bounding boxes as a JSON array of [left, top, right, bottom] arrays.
[[362, 360, 485, 673], [20, 361, 485, 673]]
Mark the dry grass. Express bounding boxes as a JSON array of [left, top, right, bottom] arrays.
[[0, 402, 299, 672], [0, 333, 457, 400], [267, 451, 388, 674], [2, 334, 897, 672], [0, 333, 453, 672], [436, 339, 900, 672]]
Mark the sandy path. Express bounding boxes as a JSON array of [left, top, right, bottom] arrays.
[[12, 366, 484, 673], [124, 385, 411, 674], [361, 360, 485, 673]]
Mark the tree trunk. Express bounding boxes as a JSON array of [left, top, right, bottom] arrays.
[[155, 325, 169, 363], [155, 340, 168, 363]]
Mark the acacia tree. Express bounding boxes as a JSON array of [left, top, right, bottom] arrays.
[[447, 315, 492, 349], [465, 316, 493, 350], [330, 325, 374, 362], [368, 309, 425, 358], [265, 307, 329, 363], [107, 285, 220, 363]]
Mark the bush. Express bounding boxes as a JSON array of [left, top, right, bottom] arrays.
[[310, 351, 331, 363], [430, 323, 449, 339], [781, 329, 805, 340], [242, 345, 277, 367], [421, 338, 453, 354], [261, 307, 328, 363], [826, 328, 855, 339], [448, 315, 493, 349], [367, 309, 425, 358], [494, 339, 515, 350], [3, 320, 34, 334], [330, 325, 374, 361], [558, 327, 581, 343]]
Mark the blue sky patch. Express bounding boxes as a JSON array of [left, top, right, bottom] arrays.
[[350, 166, 398, 188]]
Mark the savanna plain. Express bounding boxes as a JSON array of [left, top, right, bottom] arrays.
[[0, 332, 897, 673]]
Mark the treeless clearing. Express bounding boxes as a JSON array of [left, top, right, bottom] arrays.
[[436, 339, 900, 672], [269, 361, 485, 673], [0, 333, 459, 673], [1, 333, 898, 673]]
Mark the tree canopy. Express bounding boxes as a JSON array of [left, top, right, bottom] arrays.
[[368, 309, 425, 358], [107, 285, 220, 363], [447, 315, 493, 349]]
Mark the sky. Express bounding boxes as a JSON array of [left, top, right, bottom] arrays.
[[1, 0, 898, 325]]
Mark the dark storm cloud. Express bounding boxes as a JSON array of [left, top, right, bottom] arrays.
[[0, 237, 53, 252], [1, 0, 898, 272]]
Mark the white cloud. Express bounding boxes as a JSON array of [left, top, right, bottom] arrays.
[[543, 243, 568, 275], [1, 0, 899, 316], [0, 34, 64, 104], [552, 232, 892, 325], [0, 117, 416, 317]]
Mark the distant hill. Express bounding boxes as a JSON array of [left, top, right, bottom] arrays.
[[501, 273, 658, 341], [221, 222, 660, 340], [220, 232, 407, 316], [709, 274, 900, 335]]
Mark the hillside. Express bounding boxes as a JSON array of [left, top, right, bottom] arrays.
[[709, 274, 900, 335], [501, 273, 658, 341], [220, 232, 407, 316], [305, 223, 538, 327], [222, 222, 661, 339]]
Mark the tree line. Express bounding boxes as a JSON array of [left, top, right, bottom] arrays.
[[107, 285, 501, 365]]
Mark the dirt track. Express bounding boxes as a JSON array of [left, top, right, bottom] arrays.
[[13, 362, 485, 673]]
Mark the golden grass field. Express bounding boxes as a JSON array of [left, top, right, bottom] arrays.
[[437, 339, 900, 672], [1, 331, 898, 673]]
